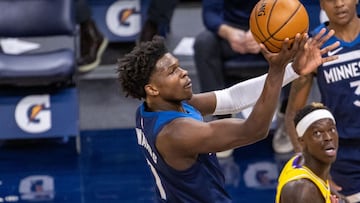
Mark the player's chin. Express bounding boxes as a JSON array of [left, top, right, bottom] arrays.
[[318, 156, 337, 165], [324, 151, 337, 163], [328, 156, 337, 164], [183, 90, 193, 100]]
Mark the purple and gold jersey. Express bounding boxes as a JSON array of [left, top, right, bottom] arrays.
[[275, 154, 331, 203]]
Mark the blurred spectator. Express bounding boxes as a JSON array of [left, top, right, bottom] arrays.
[[138, 0, 178, 42], [76, 0, 108, 73], [193, 0, 264, 93], [193, 0, 294, 155]]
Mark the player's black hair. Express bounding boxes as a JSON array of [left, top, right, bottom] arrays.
[[117, 36, 168, 100]]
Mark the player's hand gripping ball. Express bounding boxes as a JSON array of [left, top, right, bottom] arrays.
[[250, 0, 309, 53]]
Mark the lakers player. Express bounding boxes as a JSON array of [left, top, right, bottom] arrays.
[[276, 103, 347, 203]]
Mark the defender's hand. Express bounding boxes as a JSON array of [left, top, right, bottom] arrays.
[[292, 28, 340, 75]]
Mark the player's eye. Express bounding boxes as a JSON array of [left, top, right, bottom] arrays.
[[313, 131, 322, 138], [330, 127, 336, 133], [171, 67, 178, 74]]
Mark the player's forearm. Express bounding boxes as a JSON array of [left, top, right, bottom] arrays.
[[284, 76, 313, 152], [214, 63, 299, 115], [250, 66, 285, 119], [284, 87, 304, 152], [241, 66, 285, 139]]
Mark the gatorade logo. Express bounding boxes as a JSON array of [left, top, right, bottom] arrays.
[[243, 162, 278, 189], [19, 175, 55, 201], [106, 0, 142, 37], [15, 95, 51, 133]]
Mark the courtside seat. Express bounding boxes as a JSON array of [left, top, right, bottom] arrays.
[[0, 49, 75, 86], [0, 0, 76, 87], [0, 0, 80, 150]]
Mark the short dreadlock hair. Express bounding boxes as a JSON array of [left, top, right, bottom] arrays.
[[117, 36, 168, 100]]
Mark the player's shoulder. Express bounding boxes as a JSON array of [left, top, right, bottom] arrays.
[[281, 179, 322, 202], [284, 178, 318, 189]]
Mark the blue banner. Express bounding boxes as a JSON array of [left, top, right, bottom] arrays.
[[0, 88, 79, 139], [89, 0, 149, 42]]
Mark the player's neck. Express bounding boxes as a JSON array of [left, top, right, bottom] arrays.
[[329, 17, 360, 42], [145, 100, 184, 112], [303, 160, 331, 182]]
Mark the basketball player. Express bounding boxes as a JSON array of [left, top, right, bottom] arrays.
[[117, 30, 338, 202], [276, 102, 346, 203], [284, 0, 360, 201]]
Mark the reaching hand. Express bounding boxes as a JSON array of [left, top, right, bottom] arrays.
[[331, 195, 340, 203], [330, 195, 350, 203], [330, 179, 350, 203], [292, 28, 340, 75], [259, 34, 304, 71]]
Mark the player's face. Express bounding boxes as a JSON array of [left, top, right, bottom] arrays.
[[149, 53, 193, 101], [321, 0, 358, 26], [301, 118, 338, 164]]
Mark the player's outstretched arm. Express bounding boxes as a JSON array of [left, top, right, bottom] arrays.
[[171, 39, 298, 155], [190, 29, 339, 116]]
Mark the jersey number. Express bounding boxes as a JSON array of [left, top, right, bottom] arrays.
[[350, 80, 360, 107]]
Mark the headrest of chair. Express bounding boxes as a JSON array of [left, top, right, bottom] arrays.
[[0, 0, 75, 37]]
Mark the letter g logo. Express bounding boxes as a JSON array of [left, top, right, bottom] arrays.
[[15, 95, 51, 133], [106, 0, 141, 37]]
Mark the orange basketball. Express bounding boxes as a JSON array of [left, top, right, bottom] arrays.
[[249, 0, 309, 53]]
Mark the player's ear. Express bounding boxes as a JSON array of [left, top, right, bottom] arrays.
[[145, 84, 159, 96], [298, 136, 305, 148], [298, 136, 303, 142]]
